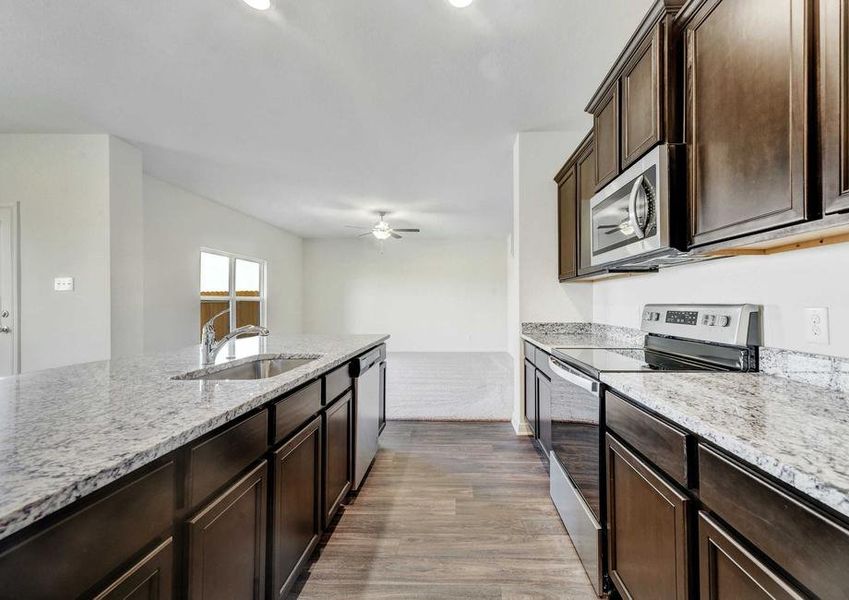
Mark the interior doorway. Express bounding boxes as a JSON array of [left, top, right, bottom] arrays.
[[0, 205, 20, 376]]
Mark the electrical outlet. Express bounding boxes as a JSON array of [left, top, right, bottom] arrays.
[[54, 277, 74, 292], [805, 307, 830, 345]]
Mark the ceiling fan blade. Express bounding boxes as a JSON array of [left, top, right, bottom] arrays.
[[390, 231, 402, 239], [392, 228, 420, 232], [345, 225, 371, 230], [358, 232, 373, 238]]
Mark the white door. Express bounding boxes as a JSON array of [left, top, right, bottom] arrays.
[[0, 206, 18, 376]]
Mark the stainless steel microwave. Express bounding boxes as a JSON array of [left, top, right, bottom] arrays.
[[588, 144, 696, 269]]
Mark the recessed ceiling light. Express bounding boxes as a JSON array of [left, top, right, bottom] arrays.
[[242, 0, 271, 10], [448, 0, 474, 8]]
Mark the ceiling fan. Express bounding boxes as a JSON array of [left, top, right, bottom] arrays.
[[346, 212, 421, 240]]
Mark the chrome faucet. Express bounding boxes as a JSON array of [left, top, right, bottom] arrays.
[[201, 309, 269, 365]]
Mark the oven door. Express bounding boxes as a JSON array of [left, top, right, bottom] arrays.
[[547, 356, 605, 596], [590, 144, 668, 267]]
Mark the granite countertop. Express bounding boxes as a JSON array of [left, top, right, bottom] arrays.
[[521, 322, 645, 353], [602, 371, 849, 519], [0, 333, 388, 542]]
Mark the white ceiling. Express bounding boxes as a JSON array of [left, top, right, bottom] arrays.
[[0, 0, 651, 238]]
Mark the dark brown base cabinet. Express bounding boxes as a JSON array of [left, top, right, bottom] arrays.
[[94, 537, 174, 600], [270, 416, 322, 600], [524, 359, 536, 436], [606, 433, 689, 600], [324, 391, 353, 527], [0, 347, 385, 600], [535, 370, 552, 456], [187, 462, 268, 600], [698, 512, 805, 600]]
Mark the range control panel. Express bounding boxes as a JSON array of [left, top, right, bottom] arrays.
[[641, 304, 762, 346]]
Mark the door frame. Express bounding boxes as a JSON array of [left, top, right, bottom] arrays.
[[0, 204, 20, 375]]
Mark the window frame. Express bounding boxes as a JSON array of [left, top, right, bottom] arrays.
[[199, 248, 267, 338]]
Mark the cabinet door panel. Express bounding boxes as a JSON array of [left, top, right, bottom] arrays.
[[622, 26, 661, 167], [687, 0, 810, 246], [186, 461, 267, 600], [821, 0, 849, 213], [606, 434, 689, 600], [271, 416, 322, 600], [536, 371, 552, 456], [698, 512, 805, 600], [324, 392, 352, 526], [94, 538, 174, 600], [378, 361, 387, 433], [594, 85, 620, 190], [576, 138, 597, 275], [524, 360, 536, 436], [558, 166, 578, 280]]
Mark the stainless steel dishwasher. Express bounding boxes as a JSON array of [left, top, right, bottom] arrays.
[[350, 344, 385, 491]]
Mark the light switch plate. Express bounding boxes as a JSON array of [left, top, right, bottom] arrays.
[[54, 277, 74, 292], [804, 307, 829, 344]]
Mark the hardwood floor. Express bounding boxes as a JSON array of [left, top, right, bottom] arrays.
[[288, 421, 596, 599]]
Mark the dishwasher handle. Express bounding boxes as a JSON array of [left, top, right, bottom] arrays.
[[548, 357, 599, 394]]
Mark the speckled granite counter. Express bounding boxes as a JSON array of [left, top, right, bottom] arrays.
[[521, 322, 644, 352], [602, 371, 849, 519], [0, 333, 388, 541]]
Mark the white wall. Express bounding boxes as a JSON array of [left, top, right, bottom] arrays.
[[303, 238, 508, 352], [510, 131, 595, 431], [593, 243, 849, 358], [108, 137, 144, 358], [303, 237, 511, 420], [0, 134, 112, 371], [143, 176, 303, 353], [514, 131, 595, 324]]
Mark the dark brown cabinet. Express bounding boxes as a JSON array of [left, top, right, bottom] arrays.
[[820, 0, 849, 214], [576, 134, 597, 276], [186, 461, 267, 600], [555, 162, 578, 281], [684, 0, 811, 246], [593, 85, 620, 190], [535, 371, 552, 456], [270, 416, 322, 600], [524, 359, 536, 436], [698, 512, 804, 600], [94, 538, 174, 600], [323, 391, 352, 526], [606, 433, 689, 600], [621, 26, 661, 168]]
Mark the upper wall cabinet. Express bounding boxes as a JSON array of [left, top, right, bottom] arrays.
[[555, 149, 580, 281], [586, 0, 684, 192], [682, 0, 812, 247], [576, 135, 597, 276], [821, 0, 849, 215]]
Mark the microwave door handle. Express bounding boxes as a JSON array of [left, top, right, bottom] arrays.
[[628, 175, 647, 239], [548, 358, 599, 393]]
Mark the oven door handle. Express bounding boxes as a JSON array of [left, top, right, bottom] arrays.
[[548, 358, 599, 393]]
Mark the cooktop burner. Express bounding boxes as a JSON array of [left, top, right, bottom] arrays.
[[551, 347, 725, 378]]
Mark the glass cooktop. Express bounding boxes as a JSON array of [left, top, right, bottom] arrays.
[[551, 347, 723, 377]]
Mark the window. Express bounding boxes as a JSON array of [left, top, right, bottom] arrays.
[[199, 250, 266, 339]]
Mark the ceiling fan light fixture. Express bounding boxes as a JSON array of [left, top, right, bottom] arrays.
[[448, 0, 474, 7], [373, 229, 392, 240]]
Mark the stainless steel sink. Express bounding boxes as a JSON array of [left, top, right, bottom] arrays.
[[177, 356, 318, 381]]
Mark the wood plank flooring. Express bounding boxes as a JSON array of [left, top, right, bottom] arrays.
[[288, 421, 596, 599]]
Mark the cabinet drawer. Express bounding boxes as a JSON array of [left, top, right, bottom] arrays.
[[273, 380, 322, 444], [523, 341, 536, 365], [0, 460, 175, 600], [188, 410, 269, 507], [323, 362, 352, 405], [699, 444, 849, 599], [94, 537, 174, 600], [606, 391, 689, 487], [698, 512, 805, 600]]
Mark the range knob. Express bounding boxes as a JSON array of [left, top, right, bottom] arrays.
[[717, 315, 731, 327]]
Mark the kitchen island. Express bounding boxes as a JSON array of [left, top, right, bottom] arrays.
[[0, 333, 388, 599]]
